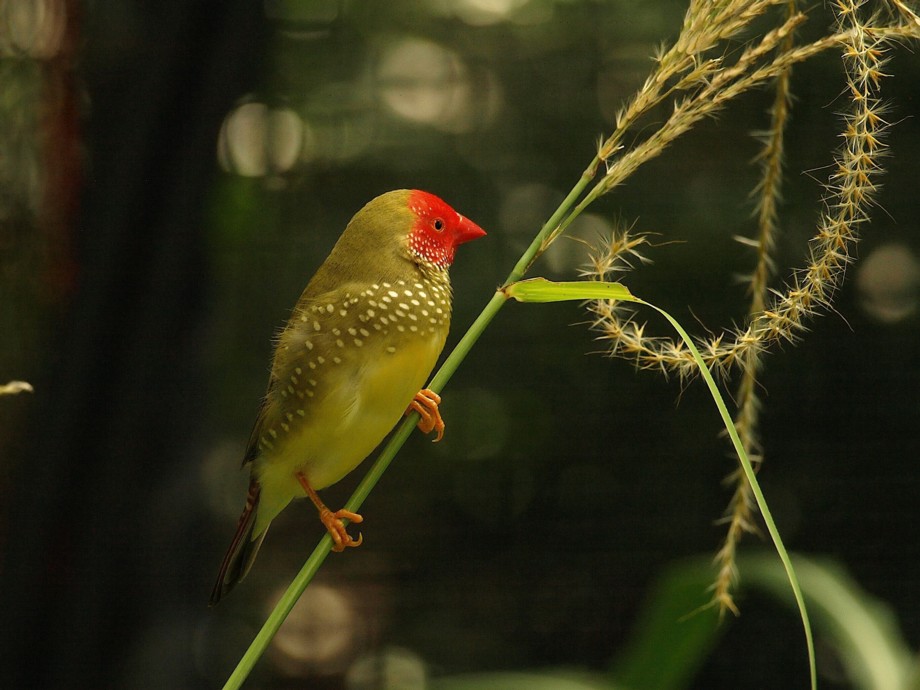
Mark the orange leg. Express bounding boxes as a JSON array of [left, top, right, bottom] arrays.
[[406, 388, 445, 442], [295, 472, 363, 552]]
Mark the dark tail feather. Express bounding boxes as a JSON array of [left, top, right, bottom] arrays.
[[209, 480, 267, 606]]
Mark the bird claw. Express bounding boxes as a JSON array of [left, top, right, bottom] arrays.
[[407, 388, 444, 442], [296, 471, 364, 552], [319, 507, 364, 552]]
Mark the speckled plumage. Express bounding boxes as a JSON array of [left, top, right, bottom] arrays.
[[210, 190, 485, 604]]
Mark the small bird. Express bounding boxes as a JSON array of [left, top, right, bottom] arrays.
[[210, 189, 486, 604]]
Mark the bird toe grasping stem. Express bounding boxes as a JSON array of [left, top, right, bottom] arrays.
[[296, 471, 364, 552], [407, 388, 445, 442]]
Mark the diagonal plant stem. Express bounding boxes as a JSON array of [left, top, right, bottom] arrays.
[[220, 154, 605, 690]]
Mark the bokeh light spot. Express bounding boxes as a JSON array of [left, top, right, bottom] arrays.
[[346, 647, 426, 690], [452, 0, 532, 26], [377, 38, 475, 133], [217, 101, 305, 178], [1, 0, 66, 58], [542, 212, 613, 276], [856, 243, 920, 323], [268, 582, 359, 675]]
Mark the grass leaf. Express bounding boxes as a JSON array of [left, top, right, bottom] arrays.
[[505, 278, 818, 690]]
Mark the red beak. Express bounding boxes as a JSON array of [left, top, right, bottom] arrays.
[[453, 214, 487, 245]]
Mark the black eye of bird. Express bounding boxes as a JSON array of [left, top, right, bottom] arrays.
[[433, 218, 444, 231]]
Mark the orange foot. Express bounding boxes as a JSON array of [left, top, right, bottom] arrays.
[[296, 471, 364, 552], [318, 506, 364, 552], [407, 388, 444, 442]]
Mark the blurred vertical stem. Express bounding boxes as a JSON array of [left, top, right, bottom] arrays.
[[714, 0, 798, 615], [221, 155, 603, 690]]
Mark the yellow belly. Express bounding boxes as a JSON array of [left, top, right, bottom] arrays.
[[252, 331, 444, 536]]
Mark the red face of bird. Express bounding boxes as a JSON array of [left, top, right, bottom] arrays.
[[406, 190, 487, 269]]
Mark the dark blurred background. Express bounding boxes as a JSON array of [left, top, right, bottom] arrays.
[[1, 1, 919, 688]]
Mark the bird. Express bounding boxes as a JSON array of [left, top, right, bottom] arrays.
[[210, 189, 486, 605]]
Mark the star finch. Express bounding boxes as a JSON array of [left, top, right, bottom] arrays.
[[210, 190, 486, 604]]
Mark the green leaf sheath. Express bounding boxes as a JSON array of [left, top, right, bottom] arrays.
[[503, 278, 635, 303]]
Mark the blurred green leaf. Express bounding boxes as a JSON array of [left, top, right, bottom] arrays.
[[740, 553, 915, 690], [611, 559, 722, 690]]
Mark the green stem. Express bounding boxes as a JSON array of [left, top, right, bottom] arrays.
[[221, 159, 603, 690], [222, 536, 334, 689], [512, 155, 601, 280]]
